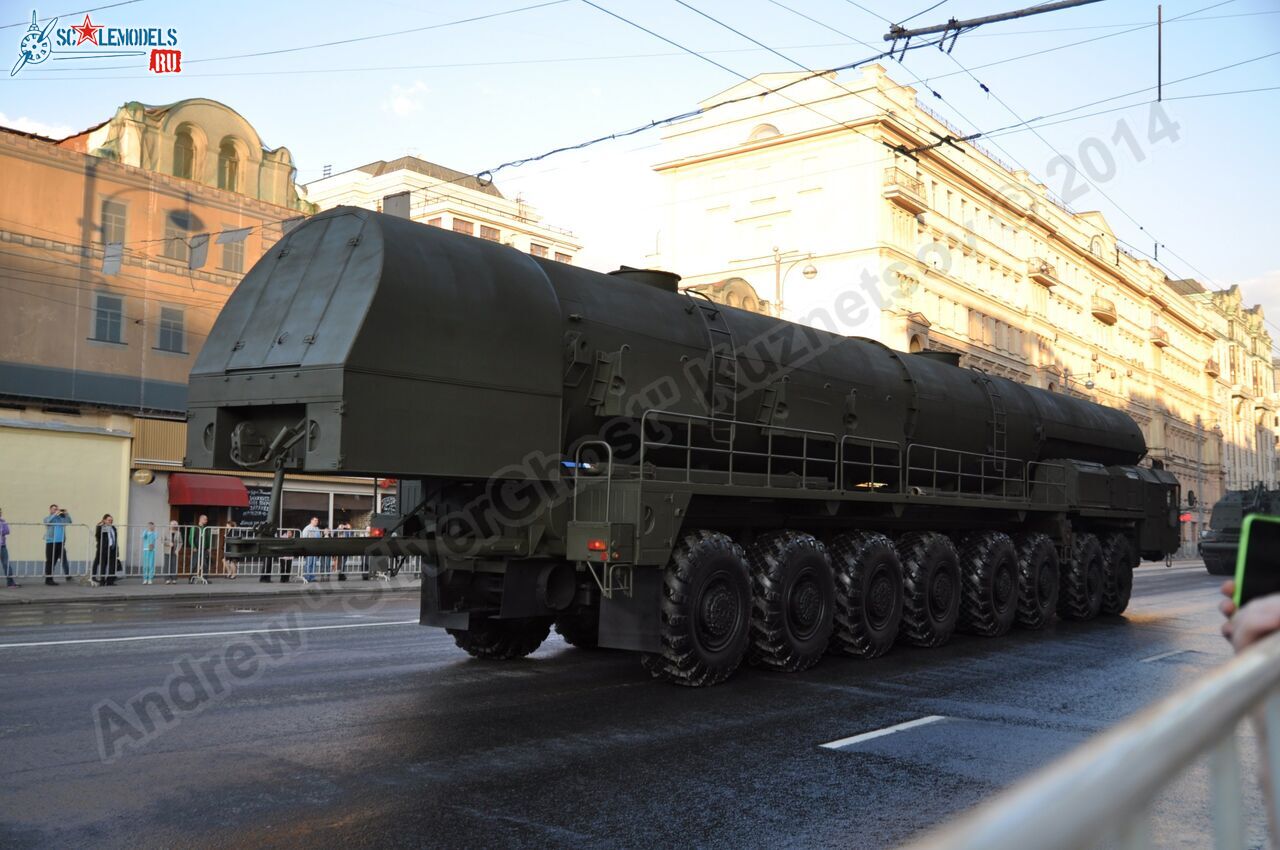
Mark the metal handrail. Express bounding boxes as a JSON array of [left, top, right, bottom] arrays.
[[837, 434, 904, 493], [905, 443, 1026, 501], [900, 630, 1280, 850], [638, 409, 839, 490], [572, 440, 614, 522]]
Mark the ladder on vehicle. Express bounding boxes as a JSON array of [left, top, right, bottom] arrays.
[[976, 372, 1009, 480], [692, 300, 739, 443]]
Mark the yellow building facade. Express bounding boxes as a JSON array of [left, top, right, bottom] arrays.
[[654, 65, 1275, 553]]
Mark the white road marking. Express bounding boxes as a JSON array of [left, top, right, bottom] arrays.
[[820, 715, 948, 750], [1140, 648, 1192, 663], [0, 619, 420, 649]]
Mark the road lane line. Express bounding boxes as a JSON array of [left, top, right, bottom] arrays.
[[820, 715, 948, 750], [1140, 648, 1192, 663], [0, 619, 420, 649]]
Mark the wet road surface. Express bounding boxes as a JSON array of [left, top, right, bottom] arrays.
[[0, 562, 1263, 848]]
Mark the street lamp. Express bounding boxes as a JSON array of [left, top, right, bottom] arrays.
[[772, 246, 818, 317], [1062, 370, 1095, 392]]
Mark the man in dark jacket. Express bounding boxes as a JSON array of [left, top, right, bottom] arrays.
[[188, 515, 214, 584]]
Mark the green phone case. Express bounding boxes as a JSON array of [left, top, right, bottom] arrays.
[[1234, 514, 1280, 607]]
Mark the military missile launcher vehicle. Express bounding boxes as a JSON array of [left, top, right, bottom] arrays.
[[187, 208, 1180, 686], [1200, 484, 1280, 575]]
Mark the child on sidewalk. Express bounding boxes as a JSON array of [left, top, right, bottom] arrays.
[[141, 522, 157, 585]]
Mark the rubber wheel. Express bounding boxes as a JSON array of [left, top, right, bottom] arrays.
[[641, 530, 752, 687], [555, 607, 600, 649], [828, 532, 903, 658], [447, 617, 552, 660], [745, 531, 835, 672], [1059, 533, 1105, 621], [1204, 553, 1235, 576], [958, 532, 1019, 637], [896, 532, 961, 648], [1014, 533, 1059, 630], [1101, 533, 1137, 616]]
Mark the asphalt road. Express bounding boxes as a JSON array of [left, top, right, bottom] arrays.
[[0, 562, 1265, 849]]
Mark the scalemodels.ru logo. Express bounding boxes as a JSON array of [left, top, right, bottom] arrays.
[[11, 9, 182, 77]]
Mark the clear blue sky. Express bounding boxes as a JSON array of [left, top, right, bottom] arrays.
[[3, 0, 1278, 314]]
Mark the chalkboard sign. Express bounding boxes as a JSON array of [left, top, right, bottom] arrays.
[[235, 486, 273, 528], [379, 495, 398, 517]]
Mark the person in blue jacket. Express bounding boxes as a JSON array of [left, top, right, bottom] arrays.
[[43, 504, 72, 586]]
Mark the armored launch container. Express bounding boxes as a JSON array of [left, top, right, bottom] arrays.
[[188, 208, 1179, 686]]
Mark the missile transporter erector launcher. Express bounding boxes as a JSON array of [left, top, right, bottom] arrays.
[[188, 208, 1180, 686]]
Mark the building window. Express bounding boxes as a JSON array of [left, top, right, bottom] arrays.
[[554, 252, 572, 263], [93, 293, 124, 343], [217, 140, 239, 192], [427, 217, 442, 228], [530, 243, 549, 258], [163, 217, 189, 262], [480, 225, 500, 242], [173, 129, 195, 179], [156, 307, 185, 352], [452, 218, 474, 236], [221, 232, 244, 273], [100, 199, 127, 244]]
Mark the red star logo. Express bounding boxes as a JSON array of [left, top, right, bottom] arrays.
[[71, 14, 102, 46]]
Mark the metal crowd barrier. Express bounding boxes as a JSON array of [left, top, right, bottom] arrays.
[[0, 522, 423, 583], [899, 630, 1280, 850]]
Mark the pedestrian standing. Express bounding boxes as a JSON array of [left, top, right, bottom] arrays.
[[187, 515, 212, 584], [163, 520, 182, 584], [301, 517, 322, 583], [141, 522, 158, 585], [0, 507, 15, 588], [92, 514, 119, 587], [43, 504, 72, 586]]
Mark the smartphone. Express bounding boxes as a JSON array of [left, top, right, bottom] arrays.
[[1234, 514, 1280, 606]]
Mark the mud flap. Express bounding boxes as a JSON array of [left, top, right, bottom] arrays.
[[598, 566, 662, 652], [419, 568, 468, 629]]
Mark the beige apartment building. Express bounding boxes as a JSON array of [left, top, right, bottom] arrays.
[[0, 99, 386, 569], [304, 156, 581, 262], [653, 65, 1276, 552]]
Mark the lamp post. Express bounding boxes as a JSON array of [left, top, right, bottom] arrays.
[[1062, 370, 1095, 394], [772, 246, 818, 318]]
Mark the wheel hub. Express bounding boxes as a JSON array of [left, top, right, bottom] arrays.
[[930, 569, 954, 620], [791, 578, 821, 628], [699, 579, 738, 644], [868, 569, 895, 627], [994, 565, 1015, 610]]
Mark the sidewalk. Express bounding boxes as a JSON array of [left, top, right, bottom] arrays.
[[0, 574, 420, 605]]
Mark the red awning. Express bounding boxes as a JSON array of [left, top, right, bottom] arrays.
[[168, 473, 249, 507]]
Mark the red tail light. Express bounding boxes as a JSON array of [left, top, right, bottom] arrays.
[[370, 528, 385, 538], [587, 538, 607, 551]]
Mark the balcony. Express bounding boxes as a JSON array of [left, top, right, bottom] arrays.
[[1149, 325, 1170, 347], [1027, 257, 1060, 288], [1091, 295, 1117, 325], [1205, 358, 1220, 377], [883, 167, 928, 214]]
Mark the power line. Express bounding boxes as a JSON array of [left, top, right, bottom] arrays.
[[896, 1, 949, 28]]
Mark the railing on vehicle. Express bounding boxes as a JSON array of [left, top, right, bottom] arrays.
[[905, 443, 1027, 501], [899, 630, 1280, 850], [837, 434, 904, 493], [638, 409, 839, 491]]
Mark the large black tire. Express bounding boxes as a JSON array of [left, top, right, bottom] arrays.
[[745, 531, 835, 672], [957, 532, 1019, 637], [1204, 553, 1236, 576], [897, 532, 961, 648], [828, 532, 903, 658], [641, 530, 752, 687], [447, 617, 552, 660], [1059, 533, 1105, 621], [555, 607, 600, 649], [1101, 533, 1137, 616], [1014, 533, 1059, 630]]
